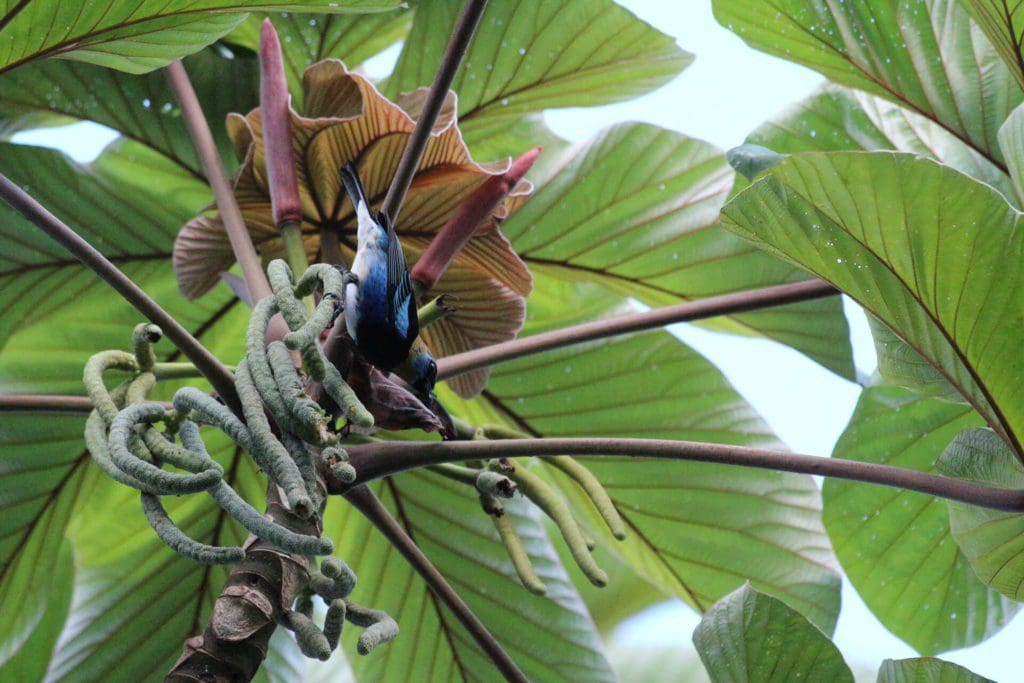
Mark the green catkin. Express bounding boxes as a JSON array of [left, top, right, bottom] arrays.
[[491, 512, 547, 596], [285, 264, 343, 351], [108, 403, 222, 495], [450, 416, 478, 441], [172, 387, 253, 451], [85, 409, 157, 492], [140, 492, 244, 564], [153, 362, 209, 380], [234, 359, 313, 518], [478, 491, 505, 516], [131, 323, 161, 371], [579, 523, 597, 552], [267, 261, 327, 381], [83, 350, 138, 423], [320, 445, 356, 484], [475, 470, 517, 498], [495, 461, 608, 587], [279, 430, 320, 504], [323, 599, 346, 651], [321, 362, 374, 429], [245, 297, 302, 432], [177, 422, 333, 556], [267, 341, 333, 444], [345, 601, 399, 655], [281, 610, 331, 660], [480, 423, 530, 440], [308, 556, 357, 599], [294, 592, 314, 618], [547, 456, 627, 540]]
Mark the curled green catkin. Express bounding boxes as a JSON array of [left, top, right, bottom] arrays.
[[491, 512, 547, 595], [140, 492, 244, 564], [245, 297, 301, 430], [345, 601, 399, 655], [495, 461, 608, 587], [323, 599, 347, 651], [322, 362, 374, 428], [83, 350, 138, 423], [279, 430, 319, 500], [283, 263, 343, 352], [547, 456, 626, 540], [177, 422, 333, 556], [268, 260, 326, 381], [132, 323, 161, 371], [267, 341, 333, 444], [86, 408, 157, 492], [281, 610, 331, 660], [173, 387, 252, 450], [309, 556, 357, 599], [108, 403, 222, 495], [320, 446, 356, 484], [234, 359, 313, 518]]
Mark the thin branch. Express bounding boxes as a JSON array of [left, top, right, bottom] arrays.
[[343, 485, 528, 683], [0, 174, 240, 414], [0, 394, 170, 413], [166, 60, 272, 302], [337, 438, 1024, 513], [437, 279, 839, 380], [381, 0, 489, 221]]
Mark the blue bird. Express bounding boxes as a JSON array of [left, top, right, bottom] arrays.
[[340, 161, 437, 396]]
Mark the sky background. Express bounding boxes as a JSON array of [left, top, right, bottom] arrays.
[[10, 1, 1021, 681]]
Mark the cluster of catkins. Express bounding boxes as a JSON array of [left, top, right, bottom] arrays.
[[82, 259, 395, 659]]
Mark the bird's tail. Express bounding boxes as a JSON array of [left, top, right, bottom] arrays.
[[340, 161, 369, 210]]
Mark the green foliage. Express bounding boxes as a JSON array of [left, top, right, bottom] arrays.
[[877, 658, 995, 683], [692, 584, 853, 683]]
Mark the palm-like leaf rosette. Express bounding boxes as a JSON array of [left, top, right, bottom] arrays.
[[174, 59, 534, 397]]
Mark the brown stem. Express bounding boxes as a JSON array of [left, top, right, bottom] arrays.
[[343, 485, 528, 683], [335, 438, 1024, 513], [259, 19, 303, 229], [0, 174, 240, 414], [0, 394, 171, 413], [166, 60, 272, 302], [381, 0, 489, 222], [437, 279, 839, 380]]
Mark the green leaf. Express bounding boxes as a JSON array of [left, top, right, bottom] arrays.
[[824, 385, 1016, 654], [225, 11, 410, 109], [746, 83, 1015, 203], [0, 49, 260, 176], [448, 275, 842, 633], [998, 102, 1024, 206], [692, 583, 853, 683], [324, 472, 614, 682], [0, 1, 400, 76], [714, 0, 1022, 169], [958, 0, 1024, 92], [936, 427, 1024, 600], [384, 0, 692, 141], [501, 122, 855, 379], [0, 415, 88, 668], [877, 657, 996, 683], [868, 317, 964, 403], [721, 151, 1024, 455]]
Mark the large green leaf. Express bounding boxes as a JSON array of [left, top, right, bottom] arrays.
[[692, 584, 853, 683], [936, 427, 1024, 600], [958, 0, 1024, 92], [720, 151, 1024, 455], [324, 472, 614, 682], [0, 415, 88, 668], [877, 657, 995, 683], [225, 11, 410, 109], [714, 0, 1022, 169], [747, 83, 1014, 203], [501, 122, 855, 379], [0, 49, 260, 176], [824, 385, 1015, 654], [0, 1, 398, 76], [449, 276, 842, 633], [384, 0, 692, 143]]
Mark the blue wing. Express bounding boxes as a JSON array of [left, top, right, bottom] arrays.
[[381, 211, 418, 339]]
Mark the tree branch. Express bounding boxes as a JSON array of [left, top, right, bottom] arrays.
[[437, 279, 838, 380], [343, 485, 528, 683], [381, 0, 489, 222], [0, 174, 240, 414], [336, 438, 1024, 513], [0, 394, 170, 413], [166, 60, 273, 303]]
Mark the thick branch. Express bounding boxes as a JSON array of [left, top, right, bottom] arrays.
[[0, 394, 170, 413], [166, 60, 272, 303], [437, 279, 838, 380], [381, 0, 489, 222], [343, 485, 528, 683], [337, 438, 1024, 513], [0, 174, 240, 413]]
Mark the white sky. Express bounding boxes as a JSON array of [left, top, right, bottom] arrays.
[[11, 2, 1022, 681]]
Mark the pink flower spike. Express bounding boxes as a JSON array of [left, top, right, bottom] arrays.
[[259, 19, 302, 228], [410, 146, 542, 291]]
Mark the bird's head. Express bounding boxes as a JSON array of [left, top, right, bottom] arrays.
[[409, 347, 438, 397]]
